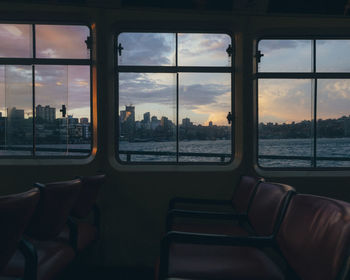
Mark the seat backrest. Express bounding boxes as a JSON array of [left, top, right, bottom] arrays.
[[0, 188, 40, 271], [231, 175, 263, 214], [25, 179, 81, 240], [277, 194, 350, 280], [248, 182, 294, 236], [71, 174, 106, 218]]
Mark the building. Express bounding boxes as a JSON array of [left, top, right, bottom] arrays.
[[182, 117, 192, 127], [80, 117, 89, 124], [36, 105, 56, 122]]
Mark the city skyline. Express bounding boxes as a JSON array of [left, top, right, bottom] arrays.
[[1, 26, 350, 127], [119, 105, 228, 127]]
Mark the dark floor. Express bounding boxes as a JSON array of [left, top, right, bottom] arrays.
[[61, 265, 154, 280]]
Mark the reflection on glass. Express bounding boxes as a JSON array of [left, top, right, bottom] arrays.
[[316, 40, 350, 72], [118, 73, 176, 162], [67, 66, 91, 156], [258, 79, 313, 167], [317, 79, 350, 167], [35, 65, 91, 156], [118, 33, 175, 66], [0, 24, 32, 58], [36, 25, 90, 59], [258, 40, 312, 72], [178, 33, 231, 67], [179, 73, 231, 162], [5, 65, 33, 156], [35, 65, 68, 156], [0, 66, 5, 150]]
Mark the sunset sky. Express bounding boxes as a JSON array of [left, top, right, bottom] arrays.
[[118, 32, 231, 126], [1, 26, 349, 126], [259, 39, 350, 124], [0, 24, 90, 120]]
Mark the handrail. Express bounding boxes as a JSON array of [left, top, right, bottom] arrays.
[[1, 146, 350, 162]]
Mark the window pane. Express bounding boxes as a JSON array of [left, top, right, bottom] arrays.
[[316, 40, 350, 72], [36, 25, 90, 59], [0, 24, 32, 58], [258, 79, 313, 167], [118, 73, 176, 162], [317, 79, 350, 167], [178, 33, 231, 66], [258, 40, 312, 72], [179, 73, 231, 162], [67, 66, 91, 156], [35, 65, 68, 156], [35, 65, 91, 156], [4, 65, 33, 156], [118, 33, 175, 66], [0, 66, 5, 150]]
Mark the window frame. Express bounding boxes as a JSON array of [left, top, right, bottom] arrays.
[[255, 36, 350, 171], [115, 30, 235, 165], [0, 22, 93, 159]]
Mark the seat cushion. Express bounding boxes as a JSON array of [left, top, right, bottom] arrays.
[[168, 243, 285, 280], [171, 222, 249, 236], [3, 240, 75, 280], [58, 221, 97, 251]]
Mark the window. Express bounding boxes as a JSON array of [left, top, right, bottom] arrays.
[[0, 24, 91, 157], [116, 32, 233, 164], [257, 39, 350, 168]]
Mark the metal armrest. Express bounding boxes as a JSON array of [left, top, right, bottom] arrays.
[[166, 209, 246, 231], [168, 209, 245, 220], [169, 197, 232, 210], [164, 231, 273, 247], [19, 239, 37, 280]]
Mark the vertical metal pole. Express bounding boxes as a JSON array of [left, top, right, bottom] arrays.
[[32, 24, 36, 156], [312, 39, 317, 168], [176, 33, 179, 163]]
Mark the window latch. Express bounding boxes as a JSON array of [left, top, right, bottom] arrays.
[[85, 36, 92, 50], [255, 50, 264, 63], [60, 105, 66, 118], [226, 44, 233, 57], [227, 112, 233, 124], [117, 43, 124, 56]]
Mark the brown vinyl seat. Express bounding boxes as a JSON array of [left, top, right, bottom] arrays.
[[3, 179, 82, 280], [169, 175, 263, 213], [170, 182, 294, 237], [0, 188, 40, 274], [167, 175, 263, 234], [160, 194, 350, 280], [58, 174, 105, 251]]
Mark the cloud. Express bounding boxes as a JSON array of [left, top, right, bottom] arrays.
[[259, 79, 312, 123], [118, 33, 174, 65], [178, 33, 231, 66], [317, 80, 350, 119], [36, 25, 89, 59], [119, 73, 231, 124], [0, 24, 31, 57], [259, 40, 310, 53], [0, 24, 89, 59]]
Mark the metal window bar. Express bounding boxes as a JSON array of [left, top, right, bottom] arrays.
[[116, 32, 234, 164], [0, 23, 92, 158], [256, 38, 350, 168]]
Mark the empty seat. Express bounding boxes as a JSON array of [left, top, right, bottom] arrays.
[[169, 175, 263, 213], [59, 174, 106, 251], [0, 188, 40, 274], [3, 179, 82, 280], [159, 194, 350, 280], [169, 182, 294, 237]]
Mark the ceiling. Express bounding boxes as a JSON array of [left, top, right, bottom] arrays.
[[1, 0, 349, 15]]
